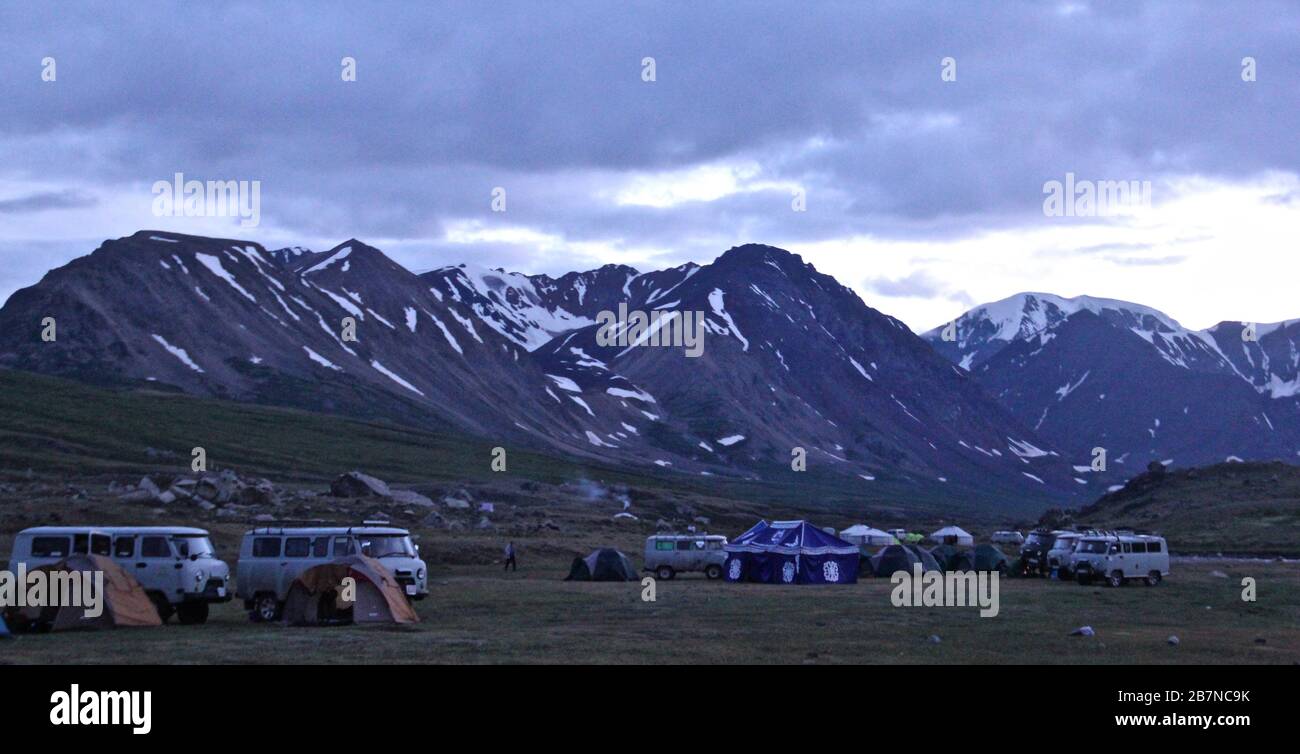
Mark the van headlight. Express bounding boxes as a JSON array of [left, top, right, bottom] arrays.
[[417, 568, 426, 581], [195, 571, 206, 584]]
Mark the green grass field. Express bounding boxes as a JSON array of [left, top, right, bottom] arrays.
[[3, 560, 1295, 665]]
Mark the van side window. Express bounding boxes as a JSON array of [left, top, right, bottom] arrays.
[[1131, 542, 1147, 553], [114, 537, 136, 558], [73, 533, 90, 554], [253, 538, 282, 558], [312, 537, 330, 557], [333, 537, 355, 556], [31, 536, 70, 558], [1149, 541, 1161, 552], [655, 540, 675, 551], [1121, 543, 1132, 553], [91, 534, 112, 556], [284, 537, 310, 558], [676, 541, 693, 551], [141, 536, 171, 558], [707, 541, 723, 550]]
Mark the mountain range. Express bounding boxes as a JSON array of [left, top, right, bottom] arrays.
[[923, 293, 1300, 485], [2, 231, 1295, 507]]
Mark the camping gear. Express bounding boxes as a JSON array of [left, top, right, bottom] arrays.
[[839, 525, 896, 547], [972, 544, 1010, 573], [928, 544, 960, 571], [565, 548, 638, 581], [949, 550, 977, 572], [903, 544, 943, 573], [281, 555, 419, 626], [870, 544, 940, 577], [928, 526, 974, 547], [724, 520, 859, 584], [20, 554, 161, 631]]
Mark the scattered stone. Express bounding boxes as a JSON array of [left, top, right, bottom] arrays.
[[390, 489, 434, 508], [613, 512, 638, 521], [476, 516, 493, 529], [443, 495, 471, 510], [693, 516, 711, 525], [1070, 626, 1095, 637], [157, 490, 177, 505], [238, 479, 276, 506], [1167, 635, 1180, 646], [655, 518, 672, 530], [330, 471, 390, 498], [927, 634, 942, 644], [478, 502, 495, 513], [1209, 569, 1229, 579], [118, 489, 157, 504], [196, 500, 217, 512], [138, 476, 162, 497], [196, 470, 240, 504], [420, 510, 445, 528], [253, 513, 275, 522]]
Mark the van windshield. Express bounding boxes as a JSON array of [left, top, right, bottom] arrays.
[[173, 536, 216, 559], [1024, 533, 1048, 547], [1053, 538, 1078, 550], [1078, 540, 1109, 554], [358, 535, 415, 559]]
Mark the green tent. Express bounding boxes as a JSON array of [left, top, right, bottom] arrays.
[[903, 544, 943, 573], [565, 548, 638, 581], [973, 544, 1010, 573], [928, 544, 960, 572], [870, 545, 940, 577]]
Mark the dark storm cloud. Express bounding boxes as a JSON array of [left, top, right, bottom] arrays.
[[1, 0, 1297, 276]]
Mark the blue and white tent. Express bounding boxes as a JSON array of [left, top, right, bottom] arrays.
[[724, 520, 859, 584]]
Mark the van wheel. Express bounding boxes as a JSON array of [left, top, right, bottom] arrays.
[[251, 594, 281, 623], [656, 566, 675, 581], [1107, 571, 1124, 588], [177, 602, 210, 625], [704, 565, 723, 580], [149, 593, 174, 623], [1145, 571, 1162, 586]]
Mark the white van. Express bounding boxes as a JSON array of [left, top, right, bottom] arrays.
[[235, 526, 427, 622], [7, 526, 231, 624], [643, 534, 728, 580], [1046, 532, 1082, 578], [1072, 534, 1170, 587]]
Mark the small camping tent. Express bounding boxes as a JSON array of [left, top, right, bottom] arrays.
[[870, 544, 940, 577], [282, 555, 419, 626], [929, 526, 974, 547], [725, 520, 859, 584], [972, 544, 1010, 573], [928, 544, 961, 571], [903, 544, 943, 573], [565, 549, 638, 581], [22, 554, 161, 631], [839, 525, 896, 547]]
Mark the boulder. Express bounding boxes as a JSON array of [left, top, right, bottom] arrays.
[[443, 495, 471, 510], [118, 489, 157, 504], [238, 479, 276, 506], [196, 470, 240, 504], [390, 489, 434, 508], [330, 471, 390, 498]]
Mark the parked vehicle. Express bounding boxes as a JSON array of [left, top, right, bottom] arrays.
[[236, 525, 427, 622], [1072, 534, 1170, 587], [1018, 529, 1068, 576], [1046, 532, 1083, 578], [991, 530, 1024, 545], [643, 534, 728, 580], [8, 526, 231, 624]]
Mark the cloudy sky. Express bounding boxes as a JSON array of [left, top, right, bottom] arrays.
[[2, 1, 1298, 332]]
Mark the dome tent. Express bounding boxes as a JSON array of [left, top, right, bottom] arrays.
[[929, 526, 974, 547], [724, 520, 859, 584], [19, 554, 161, 631], [870, 544, 941, 577], [903, 544, 943, 573], [972, 544, 1010, 573], [282, 555, 419, 626], [928, 544, 961, 571], [565, 549, 638, 581]]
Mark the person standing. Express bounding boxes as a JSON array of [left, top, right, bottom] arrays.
[[503, 541, 517, 572]]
